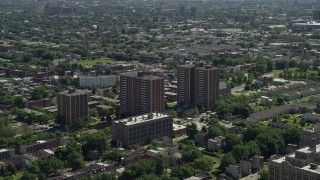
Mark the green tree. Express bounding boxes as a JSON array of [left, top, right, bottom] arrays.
[[201, 126, 207, 133], [168, 109, 177, 118], [21, 172, 38, 180], [14, 96, 26, 108], [89, 108, 98, 118], [259, 169, 269, 180], [102, 149, 122, 162], [55, 139, 84, 169], [171, 164, 196, 179], [194, 156, 215, 172], [73, 116, 91, 130], [68, 152, 85, 170], [136, 174, 162, 180], [300, 120, 306, 127], [81, 172, 117, 180], [282, 127, 302, 145], [26, 112, 37, 125], [246, 141, 261, 158], [27, 157, 64, 178], [182, 147, 201, 162], [154, 155, 168, 175], [208, 126, 224, 138], [231, 145, 250, 162], [225, 134, 243, 151], [38, 157, 64, 176], [123, 158, 156, 179], [91, 87, 97, 95], [243, 125, 267, 142], [27, 162, 41, 175], [41, 113, 52, 128], [255, 131, 284, 157], [220, 153, 237, 169], [82, 131, 109, 153], [104, 68, 113, 75], [107, 91, 115, 99], [12, 107, 27, 122], [300, 107, 308, 114], [32, 87, 49, 100], [186, 123, 198, 139], [314, 106, 320, 114], [267, 60, 274, 72]]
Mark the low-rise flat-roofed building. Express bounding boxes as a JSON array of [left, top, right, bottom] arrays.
[[0, 149, 15, 160], [19, 139, 57, 155], [292, 22, 320, 32], [302, 113, 320, 124], [79, 75, 116, 87], [273, 78, 290, 85], [112, 113, 173, 148], [219, 81, 231, 97], [225, 164, 241, 179], [268, 144, 320, 180], [172, 123, 186, 138]]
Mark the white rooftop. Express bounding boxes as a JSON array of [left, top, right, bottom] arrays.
[[0, 149, 11, 153], [114, 113, 170, 126], [173, 123, 186, 130], [301, 165, 320, 174]]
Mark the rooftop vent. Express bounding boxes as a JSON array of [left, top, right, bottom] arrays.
[[148, 113, 153, 119], [310, 163, 318, 170]]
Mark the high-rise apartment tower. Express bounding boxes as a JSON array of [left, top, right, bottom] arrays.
[[120, 72, 165, 117], [57, 89, 89, 126], [177, 63, 219, 109]]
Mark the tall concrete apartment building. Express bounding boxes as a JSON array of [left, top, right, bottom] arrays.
[[57, 89, 89, 126], [177, 64, 195, 105], [112, 113, 173, 147], [177, 63, 219, 109], [120, 72, 165, 117]]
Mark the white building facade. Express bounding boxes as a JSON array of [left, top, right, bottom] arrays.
[[79, 75, 116, 87]]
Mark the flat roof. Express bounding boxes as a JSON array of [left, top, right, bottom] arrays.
[[59, 90, 90, 96], [90, 95, 119, 103], [96, 105, 113, 109], [114, 113, 170, 126], [178, 64, 195, 68], [301, 165, 320, 174], [140, 75, 163, 80], [0, 149, 13, 153], [173, 123, 186, 130], [273, 156, 286, 163], [297, 146, 313, 154], [23, 108, 44, 116]]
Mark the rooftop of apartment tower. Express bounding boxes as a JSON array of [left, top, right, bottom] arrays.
[[114, 113, 170, 126]]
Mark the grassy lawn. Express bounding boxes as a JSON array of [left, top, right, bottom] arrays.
[[258, 120, 270, 126], [203, 154, 220, 170], [220, 28, 242, 33], [167, 102, 177, 108], [252, 105, 270, 113], [0, 172, 24, 180], [262, 113, 310, 129], [277, 114, 310, 129], [271, 68, 318, 79], [78, 128, 98, 134], [76, 58, 114, 66], [201, 152, 222, 180], [292, 94, 320, 103], [270, 70, 282, 78]]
